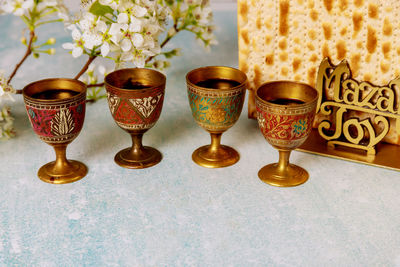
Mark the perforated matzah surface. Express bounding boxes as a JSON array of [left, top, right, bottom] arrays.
[[238, 0, 400, 144]]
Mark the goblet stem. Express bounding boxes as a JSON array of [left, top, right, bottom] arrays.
[[209, 132, 222, 153], [52, 144, 73, 175], [277, 149, 291, 173], [113, 131, 162, 169], [258, 148, 308, 186], [129, 132, 147, 160], [191, 131, 239, 168]]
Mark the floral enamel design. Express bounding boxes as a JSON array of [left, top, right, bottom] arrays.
[[257, 109, 312, 141], [107, 92, 120, 115], [188, 92, 244, 128], [206, 107, 226, 123], [257, 112, 265, 130], [292, 119, 308, 136], [129, 94, 162, 118], [51, 108, 75, 136]]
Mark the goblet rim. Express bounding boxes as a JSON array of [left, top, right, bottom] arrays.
[[104, 67, 166, 94], [186, 65, 248, 92], [22, 78, 87, 103], [255, 80, 319, 108]]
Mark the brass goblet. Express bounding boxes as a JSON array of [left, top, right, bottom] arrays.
[[186, 66, 247, 168], [105, 68, 166, 169], [255, 81, 318, 187], [23, 78, 88, 184]]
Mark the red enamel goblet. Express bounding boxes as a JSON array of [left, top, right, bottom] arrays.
[[23, 78, 88, 184], [256, 81, 318, 187], [105, 68, 166, 169]]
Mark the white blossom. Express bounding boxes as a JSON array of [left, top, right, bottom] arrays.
[[0, 105, 15, 140], [98, 64, 107, 76], [0, 71, 15, 103], [56, 1, 72, 25], [64, 0, 168, 67], [193, 6, 212, 26], [0, 0, 69, 19], [117, 12, 128, 24], [36, 0, 57, 13], [62, 25, 85, 58], [2, 0, 33, 16], [62, 0, 216, 70], [99, 0, 118, 10]]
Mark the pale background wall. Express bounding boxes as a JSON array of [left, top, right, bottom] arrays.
[[211, 0, 236, 10]]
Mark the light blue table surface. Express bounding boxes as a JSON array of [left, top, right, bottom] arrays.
[[1, 8, 400, 267]]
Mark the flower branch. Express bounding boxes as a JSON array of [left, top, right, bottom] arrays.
[[0, 0, 217, 140], [8, 30, 35, 85], [0, 0, 70, 140], [74, 55, 98, 80]]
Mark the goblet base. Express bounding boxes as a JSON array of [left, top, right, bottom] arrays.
[[38, 160, 88, 184], [115, 147, 162, 169], [192, 145, 239, 168], [258, 163, 309, 187]]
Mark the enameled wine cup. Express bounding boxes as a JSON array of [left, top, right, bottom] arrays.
[[256, 81, 318, 187], [105, 68, 166, 169], [186, 66, 247, 168], [23, 78, 88, 184]]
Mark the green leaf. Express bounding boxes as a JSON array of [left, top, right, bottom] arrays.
[[89, 0, 114, 17]]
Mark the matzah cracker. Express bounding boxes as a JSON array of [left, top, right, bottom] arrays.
[[238, 0, 400, 145]]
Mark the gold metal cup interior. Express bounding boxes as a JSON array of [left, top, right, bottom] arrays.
[[186, 66, 247, 168], [105, 68, 166, 91], [105, 68, 166, 169], [23, 78, 88, 184], [256, 81, 318, 187]]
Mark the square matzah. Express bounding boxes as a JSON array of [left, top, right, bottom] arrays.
[[238, 0, 400, 144]]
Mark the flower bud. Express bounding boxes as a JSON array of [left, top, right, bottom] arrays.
[[20, 37, 27, 45], [174, 48, 181, 56], [153, 60, 162, 69], [47, 38, 56, 45]]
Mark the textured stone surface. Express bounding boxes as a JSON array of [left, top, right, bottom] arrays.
[[1, 9, 400, 266]]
